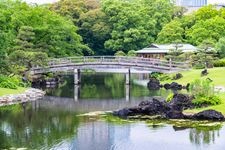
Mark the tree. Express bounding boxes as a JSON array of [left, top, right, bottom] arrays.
[[9, 50, 48, 70], [156, 20, 184, 44], [127, 50, 136, 57], [172, 6, 187, 19], [12, 26, 35, 52], [78, 9, 111, 55], [186, 17, 225, 45], [165, 41, 183, 61], [102, 0, 155, 53], [195, 5, 218, 21], [193, 40, 216, 68], [216, 37, 225, 58], [9, 26, 48, 72], [114, 51, 126, 56]]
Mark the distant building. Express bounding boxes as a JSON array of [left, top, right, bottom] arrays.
[[136, 44, 197, 59], [175, 0, 207, 7], [174, 0, 225, 13]]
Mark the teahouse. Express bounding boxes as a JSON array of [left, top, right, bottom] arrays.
[[136, 43, 197, 59]]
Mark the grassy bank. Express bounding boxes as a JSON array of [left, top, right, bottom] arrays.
[[162, 67, 225, 115], [184, 92, 225, 115], [162, 67, 225, 86], [0, 87, 27, 96]]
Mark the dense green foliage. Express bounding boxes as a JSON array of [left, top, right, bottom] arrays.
[[0, 75, 29, 89], [1, 0, 225, 81], [213, 59, 225, 67], [0, 0, 90, 75], [189, 79, 222, 107]]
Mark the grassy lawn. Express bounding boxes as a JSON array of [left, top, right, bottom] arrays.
[[163, 67, 225, 86], [0, 87, 27, 96], [162, 67, 225, 115]]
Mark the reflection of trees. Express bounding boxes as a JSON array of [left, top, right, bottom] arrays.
[[0, 103, 79, 149], [45, 73, 170, 99], [189, 127, 221, 145]]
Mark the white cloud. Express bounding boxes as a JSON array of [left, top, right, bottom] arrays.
[[23, 0, 59, 4]]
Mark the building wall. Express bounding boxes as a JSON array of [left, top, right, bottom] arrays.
[[175, 0, 207, 7]]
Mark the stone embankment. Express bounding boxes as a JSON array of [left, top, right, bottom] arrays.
[[0, 88, 45, 107]]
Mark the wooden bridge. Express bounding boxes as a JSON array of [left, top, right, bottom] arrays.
[[30, 56, 189, 85]]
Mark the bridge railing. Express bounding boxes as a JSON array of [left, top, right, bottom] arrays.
[[31, 56, 190, 73]]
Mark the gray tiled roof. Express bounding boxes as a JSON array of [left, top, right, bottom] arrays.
[[136, 43, 197, 54]]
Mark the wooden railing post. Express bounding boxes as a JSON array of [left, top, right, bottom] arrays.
[[169, 58, 172, 70]]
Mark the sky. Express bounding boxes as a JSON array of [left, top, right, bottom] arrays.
[[208, 0, 225, 4], [23, 0, 59, 4]]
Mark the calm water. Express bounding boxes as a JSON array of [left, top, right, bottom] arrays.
[[0, 73, 225, 150]]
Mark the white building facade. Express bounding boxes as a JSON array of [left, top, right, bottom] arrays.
[[175, 0, 207, 7]]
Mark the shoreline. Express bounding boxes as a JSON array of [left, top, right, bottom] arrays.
[[0, 88, 46, 107]]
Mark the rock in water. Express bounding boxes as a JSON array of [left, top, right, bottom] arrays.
[[169, 94, 193, 111], [147, 78, 161, 90], [169, 82, 183, 90], [192, 110, 224, 121], [139, 98, 170, 116]]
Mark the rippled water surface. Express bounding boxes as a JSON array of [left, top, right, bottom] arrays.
[[0, 73, 225, 150]]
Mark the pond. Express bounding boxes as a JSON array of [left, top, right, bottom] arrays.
[[0, 73, 225, 150]]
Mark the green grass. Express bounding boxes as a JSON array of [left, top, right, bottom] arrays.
[[162, 67, 225, 115], [163, 67, 225, 86], [0, 87, 27, 96]]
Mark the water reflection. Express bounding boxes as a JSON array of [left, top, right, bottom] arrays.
[[45, 73, 170, 100], [1, 73, 225, 150], [189, 128, 221, 146], [0, 103, 79, 149]]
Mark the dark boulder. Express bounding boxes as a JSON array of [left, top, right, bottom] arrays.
[[169, 82, 183, 90], [165, 110, 184, 119], [164, 83, 171, 90], [139, 98, 170, 115], [163, 82, 183, 90], [147, 78, 161, 90], [113, 108, 134, 118], [169, 94, 193, 111], [192, 110, 224, 121], [201, 69, 208, 76]]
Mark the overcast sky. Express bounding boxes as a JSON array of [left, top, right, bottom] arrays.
[[23, 0, 59, 4]]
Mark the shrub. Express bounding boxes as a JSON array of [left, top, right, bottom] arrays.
[[189, 79, 214, 98], [192, 95, 222, 107], [0, 75, 28, 89], [158, 74, 171, 81], [166, 93, 174, 102], [149, 72, 171, 81], [213, 59, 225, 67], [114, 51, 126, 56], [150, 72, 162, 79], [189, 79, 222, 107], [0, 81, 17, 89], [172, 73, 183, 80]]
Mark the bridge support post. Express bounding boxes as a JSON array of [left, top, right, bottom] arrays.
[[125, 84, 130, 101], [125, 69, 131, 85], [74, 69, 81, 85], [74, 85, 80, 101]]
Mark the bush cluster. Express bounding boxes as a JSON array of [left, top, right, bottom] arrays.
[[0, 75, 29, 89], [172, 73, 183, 80], [189, 79, 222, 107], [150, 72, 171, 81], [192, 95, 222, 107], [213, 59, 225, 67]]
